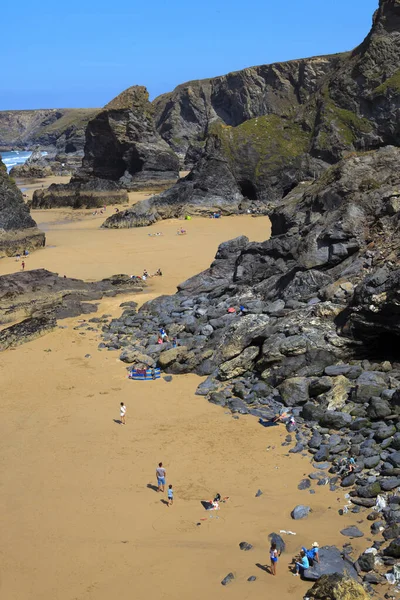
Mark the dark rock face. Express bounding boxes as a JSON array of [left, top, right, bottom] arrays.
[[0, 159, 45, 256], [81, 86, 179, 188], [115, 4, 400, 226]]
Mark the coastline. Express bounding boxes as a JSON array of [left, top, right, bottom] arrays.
[[0, 199, 373, 599]]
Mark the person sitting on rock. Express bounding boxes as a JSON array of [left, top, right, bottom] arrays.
[[159, 327, 169, 343], [294, 549, 309, 576], [273, 406, 291, 423], [301, 542, 320, 565]]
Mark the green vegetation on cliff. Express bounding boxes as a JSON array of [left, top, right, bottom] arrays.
[[39, 109, 98, 134], [373, 69, 400, 95], [213, 114, 310, 178]]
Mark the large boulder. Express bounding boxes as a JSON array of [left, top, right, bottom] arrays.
[[305, 573, 369, 598], [303, 547, 359, 582]]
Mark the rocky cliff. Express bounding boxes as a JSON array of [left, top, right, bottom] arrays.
[[105, 0, 400, 228], [153, 54, 343, 164], [0, 158, 45, 256], [0, 108, 98, 153]]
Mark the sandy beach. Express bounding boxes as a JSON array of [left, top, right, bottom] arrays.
[[0, 199, 372, 600]]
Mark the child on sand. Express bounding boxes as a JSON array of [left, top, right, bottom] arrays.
[[21, 261, 25, 270], [120, 402, 126, 425], [168, 484, 174, 506], [270, 541, 280, 576]]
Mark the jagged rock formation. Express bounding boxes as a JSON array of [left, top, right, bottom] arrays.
[[0, 158, 45, 256], [35, 86, 180, 207], [107, 0, 400, 228], [81, 86, 179, 188], [0, 108, 98, 153]]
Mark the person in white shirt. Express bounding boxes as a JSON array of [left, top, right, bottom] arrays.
[[120, 402, 126, 425]]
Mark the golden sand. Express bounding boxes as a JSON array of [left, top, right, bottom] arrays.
[[0, 192, 372, 600]]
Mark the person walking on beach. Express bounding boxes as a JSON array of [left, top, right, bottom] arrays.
[[120, 402, 126, 425], [156, 462, 166, 492], [270, 541, 280, 576], [21, 260, 25, 271], [167, 484, 174, 506]]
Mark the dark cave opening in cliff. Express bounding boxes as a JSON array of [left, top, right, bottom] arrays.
[[354, 332, 400, 363], [238, 179, 257, 200], [65, 143, 77, 153]]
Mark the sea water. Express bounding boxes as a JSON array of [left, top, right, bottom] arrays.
[[1, 150, 32, 173]]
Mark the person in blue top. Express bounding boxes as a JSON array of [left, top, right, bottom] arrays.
[[294, 549, 309, 576], [301, 542, 320, 565]]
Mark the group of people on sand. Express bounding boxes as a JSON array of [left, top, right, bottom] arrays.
[[141, 268, 162, 281], [269, 540, 320, 577], [92, 205, 107, 216]]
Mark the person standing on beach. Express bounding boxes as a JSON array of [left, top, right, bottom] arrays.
[[269, 541, 280, 576], [120, 402, 126, 425], [21, 260, 25, 271], [156, 462, 166, 492], [167, 484, 174, 506]]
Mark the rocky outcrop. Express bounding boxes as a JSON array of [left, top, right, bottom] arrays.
[[10, 145, 84, 180], [0, 269, 144, 328], [306, 574, 369, 600], [80, 86, 179, 189], [0, 158, 45, 256], [112, 0, 400, 227], [31, 178, 128, 209], [0, 108, 98, 153], [10, 145, 52, 179], [38, 86, 180, 207]]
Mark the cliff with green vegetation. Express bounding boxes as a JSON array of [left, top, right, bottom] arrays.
[[0, 108, 99, 153], [105, 0, 400, 227]]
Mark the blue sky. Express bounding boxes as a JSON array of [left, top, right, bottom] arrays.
[[2, 0, 378, 110]]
